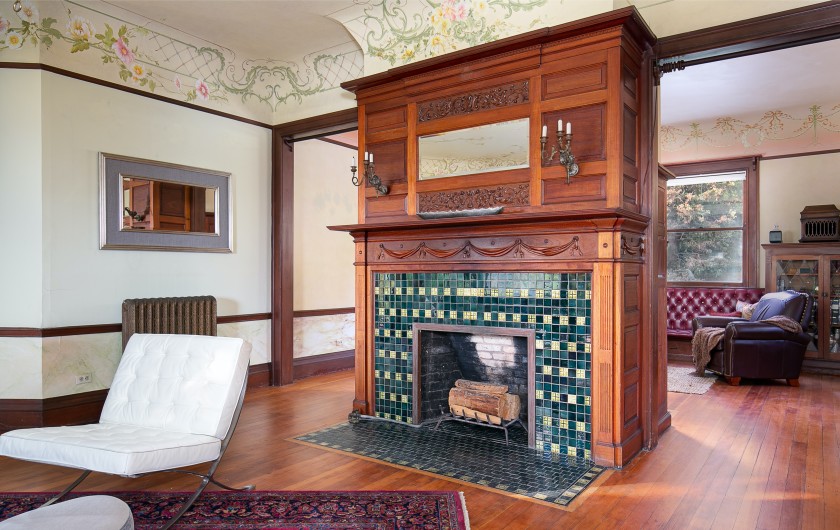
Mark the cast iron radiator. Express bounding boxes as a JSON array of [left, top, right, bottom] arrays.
[[122, 295, 217, 348]]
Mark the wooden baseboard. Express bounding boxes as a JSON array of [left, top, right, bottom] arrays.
[[293, 350, 354, 380], [0, 364, 274, 433], [249, 362, 271, 387]]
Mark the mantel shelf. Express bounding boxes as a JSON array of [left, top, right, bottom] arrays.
[[328, 208, 650, 235]]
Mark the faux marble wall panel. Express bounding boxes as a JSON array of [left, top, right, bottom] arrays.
[[218, 319, 271, 365], [42, 333, 122, 399], [2, 320, 271, 400], [0, 337, 43, 399], [294, 313, 355, 359]]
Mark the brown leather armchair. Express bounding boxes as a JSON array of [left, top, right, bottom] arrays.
[[692, 290, 813, 386]]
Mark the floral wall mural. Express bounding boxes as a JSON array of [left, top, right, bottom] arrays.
[[660, 102, 840, 164], [0, 1, 363, 123]]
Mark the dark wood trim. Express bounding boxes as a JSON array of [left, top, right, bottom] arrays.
[[656, 1, 840, 66], [341, 7, 655, 93], [248, 362, 271, 388], [293, 350, 354, 380], [0, 62, 272, 129], [665, 157, 759, 288], [318, 137, 357, 150], [218, 312, 272, 324], [271, 110, 358, 387], [272, 131, 294, 386], [273, 108, 358, 137], [761, 147, 840, 161], [0, 313, 271, 338], [293, 307, 354, 318]]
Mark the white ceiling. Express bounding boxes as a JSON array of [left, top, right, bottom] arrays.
[[660, 38, 840, 126], [104, 0, 358, 60]]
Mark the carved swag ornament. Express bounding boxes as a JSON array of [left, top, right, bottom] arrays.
[[377, 236, 582, 261]]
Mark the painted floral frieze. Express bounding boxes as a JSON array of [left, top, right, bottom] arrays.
[[661, 103, 840, 163], [359, 0, 547, 67], [0, 1, 363, 122]]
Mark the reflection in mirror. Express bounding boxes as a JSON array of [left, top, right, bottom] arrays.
[[419, 118, 529, 180], [121, 177, 217, 234]]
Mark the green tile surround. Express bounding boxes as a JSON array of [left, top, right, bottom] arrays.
[[373, 271, 592, 459]]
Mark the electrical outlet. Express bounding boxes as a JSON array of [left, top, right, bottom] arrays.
[[75, 373, 92, 385]]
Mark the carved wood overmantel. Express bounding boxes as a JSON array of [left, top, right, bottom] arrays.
[[332, 7, 666, 468]]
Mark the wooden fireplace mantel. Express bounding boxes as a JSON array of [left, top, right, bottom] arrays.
[[335, 5, 668, 468]]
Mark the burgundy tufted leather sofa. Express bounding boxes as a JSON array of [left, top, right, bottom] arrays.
[[666, 287, 764, 339]]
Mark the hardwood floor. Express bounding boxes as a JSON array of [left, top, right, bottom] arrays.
[[1, 365, 838, 529]]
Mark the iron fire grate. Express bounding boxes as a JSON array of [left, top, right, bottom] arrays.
[[294, 418, 605, 507]]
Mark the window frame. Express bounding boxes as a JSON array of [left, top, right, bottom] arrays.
[[665, 157, 759, 288]]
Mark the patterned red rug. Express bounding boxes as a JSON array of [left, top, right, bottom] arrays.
[[0, 490, 469, 529]]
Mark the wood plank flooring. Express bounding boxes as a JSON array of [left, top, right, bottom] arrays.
[[1, 365, 838, 529]]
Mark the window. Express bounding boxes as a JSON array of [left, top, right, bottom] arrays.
[[666, 158, 758, 286]]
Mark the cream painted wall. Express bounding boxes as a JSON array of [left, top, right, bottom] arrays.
[[39, 72, 272, 326], [758, 152, 840, 287], [0, 70, 43, 327], [293, 139, 357, 311], [623, 0, 826, 38]]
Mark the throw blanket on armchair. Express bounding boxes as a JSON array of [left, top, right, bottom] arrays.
[[691, 315, 803, 375]]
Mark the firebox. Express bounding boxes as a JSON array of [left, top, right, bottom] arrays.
[[413, 324, 535, 446]]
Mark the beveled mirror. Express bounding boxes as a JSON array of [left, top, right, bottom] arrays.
[[418, 118, 529, 180], [100, 153, 231, 252]]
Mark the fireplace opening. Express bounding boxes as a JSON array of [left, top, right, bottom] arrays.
[[412, 324, 535, 447]]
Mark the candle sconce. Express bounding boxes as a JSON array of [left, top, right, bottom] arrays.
[[540, 122, 579, 184], [351, 154, 388, 196]]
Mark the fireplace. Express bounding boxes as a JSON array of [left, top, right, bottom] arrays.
[[413, 324, 535, 446], [372, 271, 592, 459]]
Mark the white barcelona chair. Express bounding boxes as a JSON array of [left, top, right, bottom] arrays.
[[0, 333, 255, 529]]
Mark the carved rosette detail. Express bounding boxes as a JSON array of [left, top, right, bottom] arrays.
[[377, 236, 582, 261], [621, 235, 645, 256], [418, 81, 529, 122], [418, 184, 530, 213]]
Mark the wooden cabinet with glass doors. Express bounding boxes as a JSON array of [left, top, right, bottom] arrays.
[[763, 243, 840, 370]]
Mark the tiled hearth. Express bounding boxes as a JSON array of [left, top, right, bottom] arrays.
[[373, 271, 592, 459]]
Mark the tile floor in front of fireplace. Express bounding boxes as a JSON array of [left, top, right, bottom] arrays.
[[294, 417, 604, 507]]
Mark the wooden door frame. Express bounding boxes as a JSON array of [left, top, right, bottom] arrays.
[[645, 0, 840, 448], [270, 108, 358, 385]]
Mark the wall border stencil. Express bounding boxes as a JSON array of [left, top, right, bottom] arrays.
[[660, 102, 840, 163], [0, 1, 363, 122]]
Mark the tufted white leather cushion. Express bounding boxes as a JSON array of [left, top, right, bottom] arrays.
[[100, 334, 248, 439], [0, 333, 248, 476], [0, 423, 220, 475]]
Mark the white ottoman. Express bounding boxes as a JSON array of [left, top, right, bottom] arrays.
[[0, 495, 133, 530]]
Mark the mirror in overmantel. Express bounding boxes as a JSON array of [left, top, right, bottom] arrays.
[[122, 177, 217, 234], [418, 118, 529, 180]]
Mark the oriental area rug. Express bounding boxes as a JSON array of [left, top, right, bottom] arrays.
[[294, 419, 605, 508], [667, 365, 718, 395], [0, 490, 469, 530]]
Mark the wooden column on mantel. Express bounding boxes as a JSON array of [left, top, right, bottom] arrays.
[[330, 6, 666, 468]]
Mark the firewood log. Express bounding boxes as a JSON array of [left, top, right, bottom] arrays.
[[454, 379, 508, 395], [448, 387, 521, 420]]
